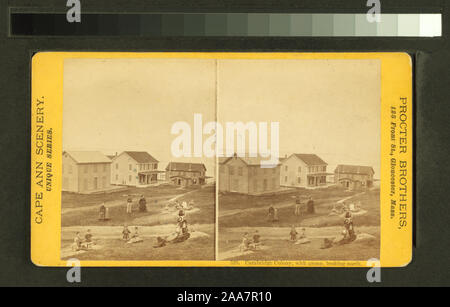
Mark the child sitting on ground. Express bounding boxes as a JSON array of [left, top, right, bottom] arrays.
[[122, 225, 131, 241]]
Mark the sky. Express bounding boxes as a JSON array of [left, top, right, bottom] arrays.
[[63, 57, 380, 178]]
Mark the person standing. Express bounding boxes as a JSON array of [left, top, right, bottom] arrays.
[[268, 206, 275, 222], [307, 196, 315, 214], [138, 195, 147, 212], [99, 204, 106, 221], [273, 208, 279, 222], [126, 197, 133, 214]]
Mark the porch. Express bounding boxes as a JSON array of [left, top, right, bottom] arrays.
[[138, 170, 164, 185]]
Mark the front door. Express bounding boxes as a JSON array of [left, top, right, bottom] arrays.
[[231, 179, 239, 192]]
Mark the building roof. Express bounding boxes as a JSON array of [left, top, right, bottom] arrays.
[[292, 154, 327, 166], [334, 165, 374, 175], [166, 162, 206, 172], [63, 151, 111, 164], [123, 151, 158, 163], [219, 155, 280, 167]]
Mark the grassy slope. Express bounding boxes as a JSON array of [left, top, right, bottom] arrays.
[[62, 185, 215, 227]]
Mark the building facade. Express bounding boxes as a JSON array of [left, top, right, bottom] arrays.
[[165, 162, 207, 187], [280, 154, 328, 188], [111, 151, 160, 186], [219, 156, 280, 195], [62, 151, 112, 193], [334, 165, 375, 190]]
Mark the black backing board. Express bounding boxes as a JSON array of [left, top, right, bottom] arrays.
[[0, 0, 449, 286]]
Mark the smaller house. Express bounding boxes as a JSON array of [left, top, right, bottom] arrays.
[[111, 151, 161, 186], [62, 151, 112, 193], [334, 165, 375, 190], [166, 162, 207, 187]]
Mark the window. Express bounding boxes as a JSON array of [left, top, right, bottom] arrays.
[[84, 165, 88, 173], [298, 166, 301, 173], [238, 167, 243, 176], [154, 164, 157, 170], [285, 176, 287, 182], [93, 164, 97, 173], [115, 174, 118, 180], [69, 165, 73, 174], [129, 164, 132, 171], [272, 167, 276, 174], [115, 163, 118, 170], [298, 177, 301, 184], [103, 164, 107, 172], [229, 166, 234, 175], [284, 166, 288, 171], [220, 166, 225, 173], [129, 175, 132, 182]]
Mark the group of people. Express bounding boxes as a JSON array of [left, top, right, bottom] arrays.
[[322, 209, 357, 249], [154, 209, 190, 248], [98, 204, 110, 221], [122, 225, 142, 243], [174, 199, 195, 211], [72, 229, 94, 251], [294, 195, 315, 216], [240, 230, 261, 252], [330, 201, 362, 216], [126, 195, 148, 214], [267, 206, 279, 222], [289, 226, 307, 242]]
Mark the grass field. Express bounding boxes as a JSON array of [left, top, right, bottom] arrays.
[[61, 224, 215, 261], [61, 184, 215, 260], [62, 183, 185, 209], [62, 184, 215, 227], [218, 185, 380, 261]]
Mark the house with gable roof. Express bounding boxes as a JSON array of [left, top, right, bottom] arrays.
[[219, 154, 281, 195], [165, 162, 207, 187], [334, 164, 375, 190], [62, 151, 112, 193], [111, 151, 161, 186], [280, 153, 328, 188]]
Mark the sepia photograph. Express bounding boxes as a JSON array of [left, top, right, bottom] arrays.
[[59, 56, 381, 262], [60, 58, 217, 261], [217, 59, 381, 261]]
